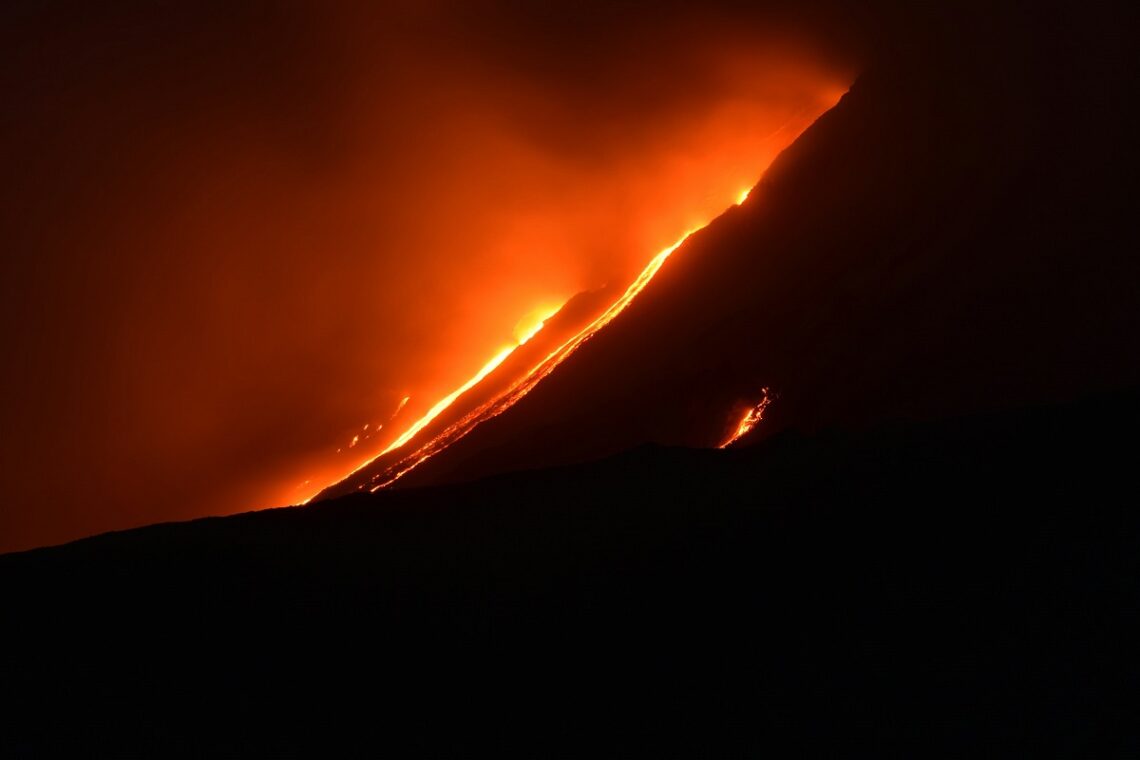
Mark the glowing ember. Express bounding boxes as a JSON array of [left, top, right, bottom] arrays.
[[718, 389, 772, 448]]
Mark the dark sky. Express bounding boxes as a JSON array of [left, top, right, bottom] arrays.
[[0, 1, 863, 552]]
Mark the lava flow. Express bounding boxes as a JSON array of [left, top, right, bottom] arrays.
[[302, 306, 563, 503], [309, 190, 754, 500], [719, 389, 773, 449], [366, 304, 563, 459]]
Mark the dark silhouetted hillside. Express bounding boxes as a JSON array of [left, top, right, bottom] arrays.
[[3, 389, 1139, 754]]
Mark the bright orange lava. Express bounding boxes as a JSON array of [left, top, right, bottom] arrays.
[[365, 232, 693, 491], [514, 305, 562, 346], [718, 388, 772, 448], [298, 307, 563, 503], [280, 72, 850, 513], [297, 190, 760, 499]]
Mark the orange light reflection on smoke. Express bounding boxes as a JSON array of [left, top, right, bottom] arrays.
[[284, 86, 847, 509]]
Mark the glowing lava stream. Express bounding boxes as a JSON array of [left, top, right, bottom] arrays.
[[301, 309, 562, 503], [384, 347, 515, 454], [311, 189, 753, 499], [718, 388, 772, 449], [374, 303, 565, 457]]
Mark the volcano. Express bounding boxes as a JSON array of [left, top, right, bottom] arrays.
[[3, 2, 1139, 755], [311, 28, 1140, 500]]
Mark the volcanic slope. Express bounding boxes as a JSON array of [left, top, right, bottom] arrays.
[[340, 8, 1140, 495]]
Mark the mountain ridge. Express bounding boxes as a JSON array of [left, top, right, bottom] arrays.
[[376, 47, 1139, 493], [3, 386, 1137, 753]]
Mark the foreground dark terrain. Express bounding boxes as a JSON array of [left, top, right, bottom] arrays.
[[3, 389, 1138, 754]]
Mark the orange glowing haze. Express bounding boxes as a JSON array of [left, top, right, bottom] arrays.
[[0, 2, 857, 552], [274, 56, 849, 507], [307, 188, 781, 499]]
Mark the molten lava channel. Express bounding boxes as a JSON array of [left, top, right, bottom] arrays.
[[718, 389, 772, 449], [309, 188, 756, 500]]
